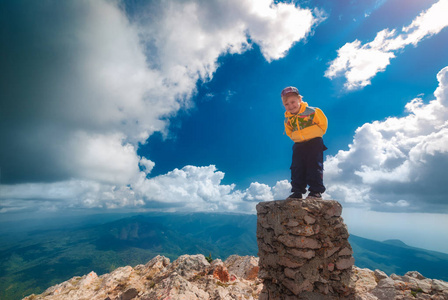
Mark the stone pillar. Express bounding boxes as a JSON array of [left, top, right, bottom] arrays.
[[257, 199, 355, 300]]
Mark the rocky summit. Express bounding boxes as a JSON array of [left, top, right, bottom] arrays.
[[23, 254, 262, 300], [352, 267, 448, 300], [22, 254, 448, 300], [24, 199, 448, 300]]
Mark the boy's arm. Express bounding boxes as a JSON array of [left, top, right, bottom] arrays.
[[284, 118, 293, 139], [314, 108, 328, 134]]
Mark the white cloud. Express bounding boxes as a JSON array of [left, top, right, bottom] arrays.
[[135, 165, 235, 205], [1, 0, 322, 185], [1, 0, 166, 184], [325, 65, 448, 213], [67, 132, 142, 185], [0, 180, 143, 211], [1, 165, 290, 214], [272, 180, 292, 200], [385, 200, 410, 208], [139, 157, 155, 175], [325, 0, 448, 90], [242, 0, 324, 61], [0, 0, 323, 212], [244, 182, 274, 202]]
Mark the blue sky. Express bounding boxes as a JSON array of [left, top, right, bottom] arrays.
[[1, 0, 448, 252]]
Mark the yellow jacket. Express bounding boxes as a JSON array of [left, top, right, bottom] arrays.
[[284, 102, 328, 143]]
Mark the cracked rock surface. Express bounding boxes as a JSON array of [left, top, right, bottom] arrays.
[[23, 254, 262, 300]]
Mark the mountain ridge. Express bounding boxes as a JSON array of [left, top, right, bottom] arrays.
[[1, 212, 448, 300], [23, 254, 448, 300], [383, 239, 409, 247]]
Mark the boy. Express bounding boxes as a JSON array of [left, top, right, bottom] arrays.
[[281, 86, 328, 199]]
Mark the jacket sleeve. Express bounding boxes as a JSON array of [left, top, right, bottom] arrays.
[[313, 108, 328, 134], [284, 118, 293, 139]]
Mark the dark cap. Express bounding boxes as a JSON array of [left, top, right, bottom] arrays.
[[281, 86, 299, 98]]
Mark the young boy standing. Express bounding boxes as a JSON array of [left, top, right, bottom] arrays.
[[281, 86, 328, 199]]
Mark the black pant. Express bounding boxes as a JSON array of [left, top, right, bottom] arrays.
[[290, 137, 326, 194]]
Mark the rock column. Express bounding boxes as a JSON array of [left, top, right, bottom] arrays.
[[257, 199, 354, 300]]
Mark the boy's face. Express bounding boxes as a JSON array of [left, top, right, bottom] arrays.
[[282, 93, 301, 114]]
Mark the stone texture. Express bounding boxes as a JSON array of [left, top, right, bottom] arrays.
[[23, 254, 263, 300], [256, 198, 448, 300], [433, 279, 448, 292], [287, 249, 315, 259], [339, 247, 353, 256], [224, 255, 259, 280], [257, 198, 355, 299], [337, 257, 356, 270], [22, 256, 448, 300], [210, 259, 230, 282], [351, 266, 448, 299], [373, 269, 388, 281]]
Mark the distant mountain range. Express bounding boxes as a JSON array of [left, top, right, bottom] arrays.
[[1, 212, 447, 300], [350, 234, 448, 280]]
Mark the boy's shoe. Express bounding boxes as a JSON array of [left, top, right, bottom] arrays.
[[287, 192, 302, 199], [306, 192, 322, 199]]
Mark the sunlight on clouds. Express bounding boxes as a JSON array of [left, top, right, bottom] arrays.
[[244, 182, 274, 202], [68, 132, 141, 185], [272, 180, 292, 200], [0, 180, 143, 211], [134, 166, 288, 212], [1, 0, 323, 212], [326, 0, 448, 90], [325, 185, 371, 205], [385, 200, 409, 207], [355, 162, 411, 184], [139, 157, 155, 175], [134, 165, 235, 205], [327, 38, 395, 90], [244, 0, 325, 61], [400, 0, 448, 46], [0, 165, 289, 214], [325, 66, 448, 212]]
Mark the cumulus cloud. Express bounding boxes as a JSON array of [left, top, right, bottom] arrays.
[[0, 180, 143, 212], [0, 0, 323, 213], [1, 165, 290, 214], [325, 0, 448, 90], [325, 65, 448, 213], [272, 180, 293, 200], [1, 0, 166, 184], [0, 0, 322, 185], [244, 182, 274, 202], [239, 0, 324, 61]]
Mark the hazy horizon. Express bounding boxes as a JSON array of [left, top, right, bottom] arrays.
[[1, 208, 448, 254], [1, 0, 448, 258]]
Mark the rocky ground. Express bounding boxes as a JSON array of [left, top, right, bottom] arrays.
[[23, 254, 262, 300], [352, 267, 448, 300], [23, 254, 448, 300]]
